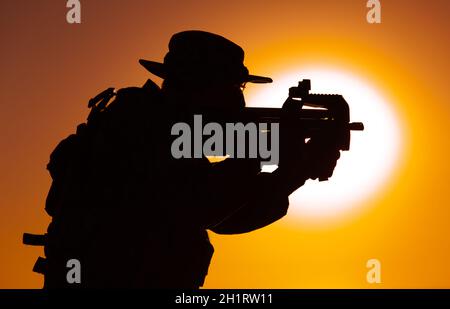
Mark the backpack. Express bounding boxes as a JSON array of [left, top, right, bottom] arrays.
[[23, 79, 161, 287]]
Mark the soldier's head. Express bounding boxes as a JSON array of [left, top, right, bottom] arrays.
[[139, 30, 272, 109]]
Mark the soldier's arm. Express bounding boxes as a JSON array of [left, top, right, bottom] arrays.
[[207, 174, 289, 234], [200, 160, 307, 234]]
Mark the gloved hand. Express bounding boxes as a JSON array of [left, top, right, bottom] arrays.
[[303, 137, 341, 181], [275, 97, 341, 195]]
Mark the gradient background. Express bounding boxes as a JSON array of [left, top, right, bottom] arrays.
[[1, 0, 449, 288]]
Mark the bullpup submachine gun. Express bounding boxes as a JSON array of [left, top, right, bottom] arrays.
[[287, 79, 364, 149], [243, 79, 364, 180], [201, 79, 364, 180]]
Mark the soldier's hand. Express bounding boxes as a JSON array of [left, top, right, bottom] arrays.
[[276, 97, 310, 192], [303, 139, 341, 181], [276, 97, 341, 194]]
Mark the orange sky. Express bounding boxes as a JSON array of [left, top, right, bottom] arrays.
[[1, 0, 449, 288]]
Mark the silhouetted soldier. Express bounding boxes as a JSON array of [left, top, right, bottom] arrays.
[[25, 31, 340, 288]]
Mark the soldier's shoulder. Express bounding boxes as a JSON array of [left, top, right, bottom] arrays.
[[106, 79, 163, 115], [115, 79, 161, 102]]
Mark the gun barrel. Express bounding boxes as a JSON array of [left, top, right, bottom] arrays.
[[349, 122, 364, 131]]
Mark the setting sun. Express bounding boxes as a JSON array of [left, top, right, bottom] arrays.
[[247, 67, 404, 226]]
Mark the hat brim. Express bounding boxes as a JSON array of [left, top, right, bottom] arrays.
[[139, 59, 167, 79], [138, 59, 272, 84], [246, 75, 273, 83]]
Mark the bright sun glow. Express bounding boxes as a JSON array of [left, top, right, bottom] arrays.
[[246, 67, 403, 226]]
